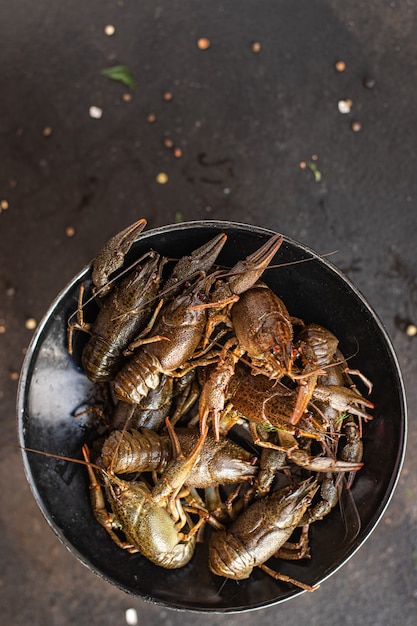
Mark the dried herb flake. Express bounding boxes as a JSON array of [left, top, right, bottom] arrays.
[[306, 161, 322, 183]]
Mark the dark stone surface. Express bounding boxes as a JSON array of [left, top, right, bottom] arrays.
[[1, 1, 416, 624]]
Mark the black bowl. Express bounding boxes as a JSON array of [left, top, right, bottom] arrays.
[[17, 221, 407, 612]]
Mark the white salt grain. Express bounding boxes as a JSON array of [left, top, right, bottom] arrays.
[[125, 608, 138, 625], [338, 99, 353, 114], [89, 106, 103, 119]]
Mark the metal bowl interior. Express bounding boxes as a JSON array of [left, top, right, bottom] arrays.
[[17, 221, 407, 612]]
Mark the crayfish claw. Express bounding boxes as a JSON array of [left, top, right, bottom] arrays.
[[287, 449, 364, 473], [312, 384, 374, 421], [227, 233, 283, 295], [164, 233, 227, 292], [92, 218, 147, 294]]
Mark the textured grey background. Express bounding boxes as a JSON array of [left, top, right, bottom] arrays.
[[0, 1, 416, 624]]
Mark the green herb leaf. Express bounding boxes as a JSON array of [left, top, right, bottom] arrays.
[[175, 211, 183, 223], [101, 65, 137, 90], [335, 410, 351, 425]]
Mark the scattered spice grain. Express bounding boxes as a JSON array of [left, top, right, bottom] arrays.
[[197, 38, 211, 50], [104, 25, 115, 36], [163, 137, 174, 149], [25, 318, 37, 330], [156, 172, 168, 184], [406, 324, 417, 337]]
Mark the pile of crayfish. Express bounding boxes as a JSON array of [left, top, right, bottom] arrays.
[[67, 218, 374, 591]]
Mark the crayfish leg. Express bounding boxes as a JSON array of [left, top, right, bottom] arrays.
[[258, 563, 319, 592], [248, 423, 287, 453], [81, 444, 139, 553], [124, 299, 165, 353], [290, 370, 319, 425], [67, 282, 93, 355], [274, 524, 311, 560]]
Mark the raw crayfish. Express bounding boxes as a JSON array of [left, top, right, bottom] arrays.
[[61, 219, 374, 589], [208, 478, 319, 590], [82, 437, 205, 569]]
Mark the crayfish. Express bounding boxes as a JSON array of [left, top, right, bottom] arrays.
[[58, 219, 375, 589]]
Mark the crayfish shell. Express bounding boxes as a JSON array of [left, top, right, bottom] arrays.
[[113, 350, 161, 404], [82, 335, 124, 382]]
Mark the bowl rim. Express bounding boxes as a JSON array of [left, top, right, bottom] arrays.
[[16, 219, 408, 612]]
